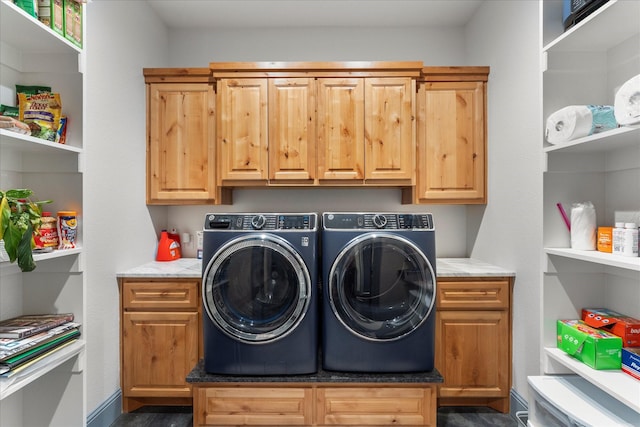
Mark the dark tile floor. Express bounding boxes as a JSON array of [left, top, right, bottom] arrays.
[[110, 405, 519, 427]]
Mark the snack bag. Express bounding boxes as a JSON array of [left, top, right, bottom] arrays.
[[18, 92, 62, 141]]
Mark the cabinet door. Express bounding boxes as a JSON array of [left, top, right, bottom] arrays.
[[317, 78, 365, 182], [416, 81, 486, 203], [217, 78, 268, 183], [122, 311, 199, 398], [147, 83, 216, 204], [365, 77, 415, 183], [269, 78, 316, 182]]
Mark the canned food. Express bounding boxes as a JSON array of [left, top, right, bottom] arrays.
[[58, 210, 77, 249]]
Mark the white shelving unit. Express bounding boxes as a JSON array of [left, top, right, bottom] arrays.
[[538, 0, 640, 418], [0, 0, 86, 425]]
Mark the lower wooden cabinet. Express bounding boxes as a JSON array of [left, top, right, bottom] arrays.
[[119, 278, 202, 412], [434, 276, 513, 413], [192, 384, 438, 427]]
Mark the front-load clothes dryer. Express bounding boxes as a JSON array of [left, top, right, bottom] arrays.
[[322, 212, 436, 373], [202, 213, 319, 375]]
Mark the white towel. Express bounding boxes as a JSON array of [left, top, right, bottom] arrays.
[[614, 74, 640, 126]]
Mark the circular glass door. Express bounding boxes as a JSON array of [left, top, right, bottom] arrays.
[[328, 233, 435, 341], [203, 234, 311, 343]]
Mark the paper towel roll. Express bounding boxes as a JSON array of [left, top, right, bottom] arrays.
[[545, 105, 617, 144], [614, 74, 640, 126], [570, 202, 596, 251]]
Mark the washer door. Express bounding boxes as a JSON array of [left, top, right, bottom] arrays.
[[203, 234, 311, 343], [329, 234, 435, 341]]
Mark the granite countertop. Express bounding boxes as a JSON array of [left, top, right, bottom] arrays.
[[117, 257, 514, 279], [187, 359, 443, 384]]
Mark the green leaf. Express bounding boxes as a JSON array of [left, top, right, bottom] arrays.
[[3, 221, 23, 263], [16, 223, 36, 272], [5, 189, 33, 199], [0, 196, 9, 240]]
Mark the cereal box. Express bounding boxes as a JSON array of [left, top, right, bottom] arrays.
[[582, 308, 640, 347], [621, 347, 640, 380], [557, 319, 622, 370]]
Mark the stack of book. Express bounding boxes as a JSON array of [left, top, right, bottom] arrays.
[[0, 313, 81, 378]]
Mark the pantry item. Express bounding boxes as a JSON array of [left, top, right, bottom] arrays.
[[557, 319, 622, 370], [0, 116, 31, 135], [622, 222, 638, 257], [18, 92, 62, 141], [51, 0, 64, 36], [614, 74, 640, 126], [545, 105, 617, 144], [621, 348, 640, 380], [64, 0, 82, 48], [612, 222, 625, 255], [570, 201, 596, 250], [156, 230, 181, 261], [596, 226, 613, 253], [57, 210, 77, 249], [582, 308, 640, 347], [34, 211, 58, 250]]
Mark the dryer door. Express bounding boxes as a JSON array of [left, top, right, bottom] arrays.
[[329, 234, 435, 341], [203, 234, 311, 343]]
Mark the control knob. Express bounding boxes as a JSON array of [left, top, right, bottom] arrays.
[[372, 214, 387, 229], [251, 215, 266, 230]]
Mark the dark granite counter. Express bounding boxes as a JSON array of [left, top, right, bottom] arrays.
[[187, 359, 443, 384]]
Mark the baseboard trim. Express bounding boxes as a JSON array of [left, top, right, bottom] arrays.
[[510, 387, 528, 424], [87, 389, 122, 427]]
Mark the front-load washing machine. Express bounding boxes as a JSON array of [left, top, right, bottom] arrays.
[[322, 212, 436, 373], [202, 213, 319, 375]]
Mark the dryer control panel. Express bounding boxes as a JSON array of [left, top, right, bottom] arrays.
[[204, 213, 317, 231], [323, 213, 434, 230]]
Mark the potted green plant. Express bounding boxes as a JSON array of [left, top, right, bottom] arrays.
[[0, 189, 51, 272]]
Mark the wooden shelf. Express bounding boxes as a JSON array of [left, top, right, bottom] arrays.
[[545, 347, 640, 412], [545, 248, 640, 272], [543, 126, 640, 154], [0, 340, 85, 400], [543, 0, 640, 53], [0, 0, 80, 55]]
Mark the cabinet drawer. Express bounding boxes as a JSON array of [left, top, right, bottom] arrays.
[[122, 280, 200, 310], [437, 279, 510, 310], [317, 386, 436, 426], [194, 386, 313, 426]]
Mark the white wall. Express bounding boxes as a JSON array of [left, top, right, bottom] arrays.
[[84, 0, 169, 414], [465, 0, 542, 401]]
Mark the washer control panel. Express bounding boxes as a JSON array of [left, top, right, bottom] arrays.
[[204, 213, 317, 231], [323, 213, 434, 230]]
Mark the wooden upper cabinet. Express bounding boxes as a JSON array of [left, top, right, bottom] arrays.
[[317, 78, 365, 182], [211, 61, 423, 187], [145, 69, 220, 205], [269, 78, 316, 183], [412, 67, 489, 204], [364, 78, 415, 183], [217, 78, 269, 183]]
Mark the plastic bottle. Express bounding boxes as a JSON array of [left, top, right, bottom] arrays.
[[621, 222, 638, 257], [612, 222, 625, 255]]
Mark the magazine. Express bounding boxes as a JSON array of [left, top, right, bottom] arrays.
[[0, 322, 81, 361], [0, 329, 81, 374], [0, 313, 74, 339]]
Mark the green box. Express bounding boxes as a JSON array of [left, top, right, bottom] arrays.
[[557, 320, 622, 370], [63, 0, 82, 48], [51, 0, 64, 37]]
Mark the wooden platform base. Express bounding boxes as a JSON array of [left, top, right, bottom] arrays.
[[192, 382, 439, 427]]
